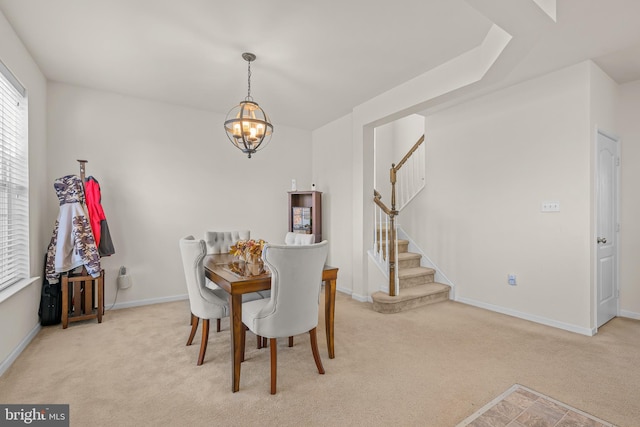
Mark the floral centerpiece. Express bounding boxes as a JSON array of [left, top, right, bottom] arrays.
[[230, 239, 266, 264]]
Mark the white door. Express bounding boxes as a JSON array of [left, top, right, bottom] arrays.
[[596, 131, 619, 328]]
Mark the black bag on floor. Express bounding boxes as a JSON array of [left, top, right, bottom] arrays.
[[38, 255, 62, 326]]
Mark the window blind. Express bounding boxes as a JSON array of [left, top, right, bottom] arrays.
[[0, 60, 29, 292]]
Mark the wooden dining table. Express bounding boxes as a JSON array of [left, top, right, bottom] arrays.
[[203, 253, 338, 392]]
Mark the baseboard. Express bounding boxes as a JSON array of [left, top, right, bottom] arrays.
[[108, 294, 188, 311], [0, 322, 40, 377], [457, 296, 595, 336], [335, 286, 371, 302], [620, 309, 640, 320], [350, 292, 371, 303]]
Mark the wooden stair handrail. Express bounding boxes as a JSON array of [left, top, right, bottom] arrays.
[[390, 135, 424, 212], [373, 134, 425, 297], [394, 135, 424, 172], [373, 190, 397, 217]]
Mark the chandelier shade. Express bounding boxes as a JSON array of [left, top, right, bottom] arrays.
[[224, 53, 273, 158]]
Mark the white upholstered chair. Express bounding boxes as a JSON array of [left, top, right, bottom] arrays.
[[179, 235, 230, 366], [251, 231, 315, 314], [277, 231, 317, 347], [180, 235, 265, 365], [200, 230, 268, 345], [241, 241, 329, 394], [204, 230, 250, 254], [284, 231, 315, 245]]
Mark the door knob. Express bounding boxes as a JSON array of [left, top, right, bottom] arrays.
[[597, 237, 607, 244]]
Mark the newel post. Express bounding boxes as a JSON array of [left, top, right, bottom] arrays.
[[388, 213, 397, 296], [388, 164, 398, 296]]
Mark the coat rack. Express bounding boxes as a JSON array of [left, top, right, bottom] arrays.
[[60, 158, 105, 329], [78, 159, 88, 183]]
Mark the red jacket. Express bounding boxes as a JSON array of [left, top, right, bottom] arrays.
[[84, 177, 106, 246], [84, 176, 115, 256]]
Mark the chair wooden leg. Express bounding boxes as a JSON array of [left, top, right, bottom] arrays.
[[257, 335, 262, 349], [309, 328, 325, 374], [217, 318, 221, 333], [197, 319, 210, 366], [270, 338, 277, 394], [187, 314, 199, 346], [288, 336, 294, 347], [262, 337, 267, 348]]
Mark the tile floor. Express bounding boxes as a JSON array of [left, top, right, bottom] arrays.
[[457, 384, 616, 427]]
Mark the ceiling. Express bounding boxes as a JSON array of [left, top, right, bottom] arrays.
[[1, 0, 639, 130]]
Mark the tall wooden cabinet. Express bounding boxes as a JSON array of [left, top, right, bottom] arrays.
[[288, 191, 322, 243]]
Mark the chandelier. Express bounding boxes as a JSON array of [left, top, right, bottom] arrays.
[[224, 52, 273, 158]]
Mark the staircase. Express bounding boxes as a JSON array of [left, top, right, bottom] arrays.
[[371, 133, 450, 313], [371, 239, 450, 314]]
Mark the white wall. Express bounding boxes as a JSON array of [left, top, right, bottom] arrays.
[[374, 114, 424, 209], [392, 115, 424, 163], [0, 10, 48, 372], [374, 122, 394, 205], [46, 82, 312, 308], [312, 114, 354, 293], [618, 79, 640, 319], [403, 63, 596, 333]]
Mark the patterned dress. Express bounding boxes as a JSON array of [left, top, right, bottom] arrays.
[[45, 175, 101, 284]]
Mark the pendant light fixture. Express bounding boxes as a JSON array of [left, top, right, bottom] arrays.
[[224, 52, 273, 158]]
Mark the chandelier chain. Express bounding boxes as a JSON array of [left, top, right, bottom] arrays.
[[247, 60, 252, 100]]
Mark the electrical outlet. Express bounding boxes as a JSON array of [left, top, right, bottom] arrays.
[[117, 269, 132, 290], [541, 201, 560, 212], [508, 274, 517, 286]]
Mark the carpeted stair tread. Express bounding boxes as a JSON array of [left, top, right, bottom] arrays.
[[375, 238, 409, 245], [371, 282, 450, 314], [398, 252, 421, 261], [376, 239, 409, 253], [399, 266, 435, 278], [373, 283, 449, 302], [398, 252, 422, 269]]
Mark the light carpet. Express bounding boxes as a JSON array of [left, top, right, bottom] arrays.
[[1, 290, 639, 426]]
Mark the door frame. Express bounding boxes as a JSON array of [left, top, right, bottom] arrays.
[[593, 128, 620, 333]]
